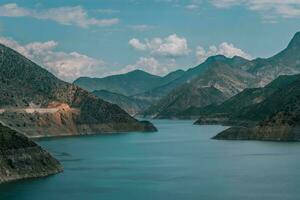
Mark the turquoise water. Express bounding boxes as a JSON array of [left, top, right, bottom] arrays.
[[1, 120, 300, 200]]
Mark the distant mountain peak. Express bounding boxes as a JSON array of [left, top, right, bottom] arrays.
[[205, 55, 228, 63], [232, 55, 248, 61], [129, 69, 149, 74], [287, 31, 300, 49]]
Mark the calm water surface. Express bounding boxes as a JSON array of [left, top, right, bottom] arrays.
[[1, 120, 300, 200]]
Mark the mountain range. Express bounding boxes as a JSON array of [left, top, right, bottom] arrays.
[[73, 32, 300, 121], [142, 56, 259, 118], [143, 32, 300, 119]]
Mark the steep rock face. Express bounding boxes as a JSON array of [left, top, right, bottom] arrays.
[[143, 60, 258, 118], [92, 90, 151, 116], [0, 44, 156, 137], [0, 123, 62, 183]]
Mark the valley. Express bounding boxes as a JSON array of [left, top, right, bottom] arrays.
[[1, 1, 300, 199]]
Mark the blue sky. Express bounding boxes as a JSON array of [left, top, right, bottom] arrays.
[[0, 0, 299, 81]]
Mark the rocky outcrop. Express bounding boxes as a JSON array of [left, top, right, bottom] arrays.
[[0, 123, 62, 183]]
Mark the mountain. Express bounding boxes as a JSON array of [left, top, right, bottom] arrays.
[[213, 75, 300, 141], [194, 74, 300, 125], [0, 123, 62, 183], [146, 32, 300, 119], [0, 44, 156, 137], [74, 69, 185, 96], [92, 90, 151, 116], [142, 56, 259, 118], [133, 56, 249, 103]]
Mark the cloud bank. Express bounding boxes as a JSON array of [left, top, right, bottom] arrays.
[[129, 34, 190, 57], [211, 0, 300, 22], [196, 42, 252, 63], [0, 37, 107, 81], [0, 3, 119, 27]]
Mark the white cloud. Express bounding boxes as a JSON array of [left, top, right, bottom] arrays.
[[0, 37, 107, 81], [185, 4, 199, 10], [127, 57, 170, 75], [128, 24, 154, 31], [211, 0, 300, 21], [129, 38, 147, 50], [129, 34, 190, 57], [210, 0, 241, 8], [196, 42, 252, 63], [95, 9, 120, 14], [0, 3, 119, 28]]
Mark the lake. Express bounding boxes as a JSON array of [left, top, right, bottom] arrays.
[[1, 119, 300, 200]]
